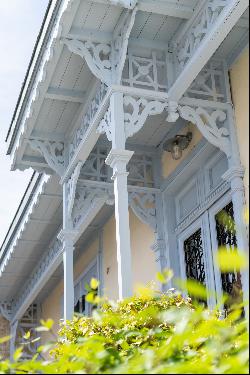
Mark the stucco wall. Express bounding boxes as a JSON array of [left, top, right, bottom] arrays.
[[161, 124, 203, 179], [103, 210, 157, 300], [230, 47, 249, 208]]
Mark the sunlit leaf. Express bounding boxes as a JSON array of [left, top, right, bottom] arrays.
[[0, 336, 10, 344], [175, 279, 208, 300], [157, 269, 174, 284], [216, 247, 248, 271], [90, 278, 99, 290], [13, 347, 23, 362]]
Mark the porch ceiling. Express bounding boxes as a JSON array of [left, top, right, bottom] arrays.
[[0, 176, 63, 301]]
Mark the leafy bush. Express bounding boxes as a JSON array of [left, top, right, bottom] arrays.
[[0, 281, 248, 374]]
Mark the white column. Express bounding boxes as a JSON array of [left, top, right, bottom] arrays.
[[10, 320, 18, 360], [58, 183, 77, 321], [106, 92, 134, 299], [222, 166, 249, 306]]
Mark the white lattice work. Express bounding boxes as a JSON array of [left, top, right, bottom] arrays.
[[122, 50, 168, 92], [15, 305, 39, 360], [69, 83, 108, 160], [0, 316, 9, 359], [184, 60, 228, 102], [176, 0, 229, 70]]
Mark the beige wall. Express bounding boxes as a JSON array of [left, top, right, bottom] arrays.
[[103, 210, 157, 300], [41, 239, 98, 342], [162, 123, 203, 179], [41, 210, 158, 334], [230, 47, 249, 208]]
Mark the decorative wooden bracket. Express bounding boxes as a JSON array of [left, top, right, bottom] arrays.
[[29, 139, 65, 176], [129, 191, 157, 231], [178, 105, 231, 157], [62, 7, 137, 85], [66, 162, 83, 222]]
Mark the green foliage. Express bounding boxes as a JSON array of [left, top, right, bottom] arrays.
[[0, 285, 248, 374], [0, 249, 248, 374]]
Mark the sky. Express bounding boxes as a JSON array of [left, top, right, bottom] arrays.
[[0, 0, 49, 245]]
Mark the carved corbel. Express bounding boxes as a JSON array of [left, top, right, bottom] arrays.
[[97, 105, 112, 141], [66, 162, 83, 222], [112, 7, 137, 83], [72, 185, 113, 227], [62, 7, 137, 85], [0, 302, 12, 321], [62, 38, 112, 85], [29, 139, 65, 176], [124, 96, 168, 139], [178, 105, 231, 157], [129, 191, 157, 231]]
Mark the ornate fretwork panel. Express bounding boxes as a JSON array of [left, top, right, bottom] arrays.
[[80, 146, 111, 182], [184, 229, 206, 285], [15, 305, 39, 360], [129, 191, 157, 231], [0, 302, 12, 321], [215, 201, 243, 308], [0, 316, 9, 359], [176, 0, 229, 71], [72, 185, 113, 228], [63, 8, 137, 85], [70, 83, 108, 160], [29, 139, 65, 176], [122, 50, 168, 92], [128, 154, 154, 188], [13, 238, 62, 317], [178, 105, 231, 157], [184, 60, 228, 102], [66, 162, 83, 221], [124, 96, 169, 139]]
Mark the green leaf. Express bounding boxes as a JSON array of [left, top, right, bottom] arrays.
[[13, 347, 23, 362], [157, 269, 174, 284], [90, 278, 99, 290], [176, 278, 208, 300], [216, 247, 248, 271]]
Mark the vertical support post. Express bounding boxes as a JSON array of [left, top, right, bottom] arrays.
[[106, 92, 134, 299], [58, 184, 77, 322], [223, 104, 249, 317], [10, 320, 18, 361]]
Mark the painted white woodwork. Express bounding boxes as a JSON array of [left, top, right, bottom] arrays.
[[9, 0, 81, 171], [45, 87, 86, 103], [12, 237, 63, 322], [106, 149, 134, 299], [62, 7, 137, 85], [0, 303, 12, 321], [66, 162, 83, 225], [94, 0, 194, 18], [29, 139, 65, 176], [58, 230, 77, 321], [222, 166, 249, 313], [9, 320, 18, 360], [178, 105, 231, 157], [169, 0, 249, 102]]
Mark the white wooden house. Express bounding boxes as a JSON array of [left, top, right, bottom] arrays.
[[0, 0, 249, 359]]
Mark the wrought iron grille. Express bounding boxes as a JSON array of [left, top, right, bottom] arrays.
[[184, 229, 206, 285], [215, 201, 243, 305]]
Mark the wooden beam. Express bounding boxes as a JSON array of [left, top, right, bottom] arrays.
[[169, 0, 249, 102], [45, 87, 86, 103]]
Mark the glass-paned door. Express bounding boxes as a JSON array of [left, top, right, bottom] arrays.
[[211, 200, 243, 312], [178, 196, 244, 311]]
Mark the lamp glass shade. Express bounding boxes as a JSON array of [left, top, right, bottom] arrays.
[[171, 143, 182, 160]]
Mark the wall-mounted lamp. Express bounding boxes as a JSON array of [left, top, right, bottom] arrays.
[[163, 132, 193, 160]]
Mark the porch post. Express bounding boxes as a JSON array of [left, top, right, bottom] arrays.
[[106, 92, 134, 299], [10, 320, 18, 360], [223, 105, 249, 311], [58, 183, 76, 322]]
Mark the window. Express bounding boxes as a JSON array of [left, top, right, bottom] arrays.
[[178, 198, 244, 311], [215, 202, 243, 311], [184, 229, 206, 285]]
